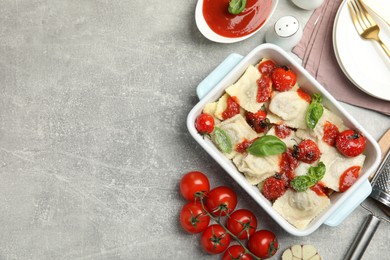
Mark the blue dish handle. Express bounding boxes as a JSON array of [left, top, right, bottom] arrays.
[[196, 53, 244, 100], [324, 180, 372, 226], [196, 53, 372, 227]]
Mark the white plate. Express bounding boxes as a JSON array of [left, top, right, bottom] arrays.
[[333, 0, 390, 101]]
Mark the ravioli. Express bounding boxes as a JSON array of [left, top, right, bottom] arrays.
[[320, 146, 366, 191], [233, 153, 280, 184], [225, 65, 263, 113], [269, 91, 310, 129], [216, 114, 258, 158], [273, 189, 330, 229]]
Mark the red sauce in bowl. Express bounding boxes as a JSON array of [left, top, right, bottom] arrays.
[[202, 0, 273, 38]]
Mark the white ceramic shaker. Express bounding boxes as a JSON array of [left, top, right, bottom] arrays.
[[265, 16, 303, 51]]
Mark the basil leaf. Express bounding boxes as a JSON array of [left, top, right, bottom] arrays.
[[309, 162, 326, 180], [213, 127, 233, 154], [306, 93, 324, 129], [291, 162, 326, 192], [228, 0, 247, 15], [247, 135, 286, 157], [290, 176, 312, 192]]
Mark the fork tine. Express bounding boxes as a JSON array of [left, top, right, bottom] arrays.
[[357, 0, 376, 26], [348, 0, 364, 34], [353, 0, 372, 29]]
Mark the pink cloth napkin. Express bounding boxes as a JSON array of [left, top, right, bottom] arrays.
[[293, 0, 390, 115]]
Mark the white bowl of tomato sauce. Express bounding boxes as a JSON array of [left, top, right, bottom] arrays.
[[195, 0, 278, 43], [187, 44, 381, 236]]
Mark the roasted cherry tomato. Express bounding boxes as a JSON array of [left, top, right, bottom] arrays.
[[262, 176, 287, 201], [245, 110, 269, 133], [201, 224, 231, 254], [335, 130, 366, 157], [180, 171, 210, 201], [339, 166, 361, 192], [258, 60, 277, 76], [195, 113, 215, 134], [222, 245, 253, 260], [248, 230, 279, 259], [205, 186, 237, 216], [226, 209, 257, 240], [271, 66, 297, 92], [180, 202, 210, 234], [295, 139, 321, 164], [274, 124, 291, 139]]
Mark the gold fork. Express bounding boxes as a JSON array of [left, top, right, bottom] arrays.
[[347, 0, 390, 58]]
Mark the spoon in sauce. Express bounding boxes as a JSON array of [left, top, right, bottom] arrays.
[[195, 0, 279, 43]]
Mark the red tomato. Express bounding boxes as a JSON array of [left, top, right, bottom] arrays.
[[222, 245, 253, 260], [180, 171, 210, 201], [180, 202, 210, 234], [258, 60, 277, 76], [262, 176, 287, 201], [222, 96, 240, 120], [296, 139, 321, 164], [274, 124, 291, 139], [248, 230, 279, 259], [335, 130, 366, 157], [201, 224, 231, 254], [205, 186, 237, 216], [226, 209, 257, 240], [339, 166, 361, 192], [195, 113, 215, 134], [271, 66, 297, 92], [245, 110, 269, 133]]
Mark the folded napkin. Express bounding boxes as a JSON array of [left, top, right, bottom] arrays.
[[293, 0, 390, 116]]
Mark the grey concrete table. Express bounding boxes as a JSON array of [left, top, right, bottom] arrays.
[[0, 0, 389, 259]]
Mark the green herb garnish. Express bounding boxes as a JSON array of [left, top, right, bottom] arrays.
[[306, 93, 324, 129], [290, 162, 326, 192], [213, 127, 233, 154], [247, 135, 287, 157], [228, 0, 247, 15]]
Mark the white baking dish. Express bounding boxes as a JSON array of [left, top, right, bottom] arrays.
[[187, 44, 381, 236]]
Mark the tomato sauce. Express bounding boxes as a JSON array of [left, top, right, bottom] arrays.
[[310, 183, 328, 196], [279, 149, 298, 182], [339, 166, 361, 192], [297, 88, 311, 103], [222, 96, 240, 120], [323, 121, 339, 146], [202, 0, 273, 38], [235, 138, 257, 153], [256, 76, 272, 102]]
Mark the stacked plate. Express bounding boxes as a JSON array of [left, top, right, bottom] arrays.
[[332, 0, 390, 101]]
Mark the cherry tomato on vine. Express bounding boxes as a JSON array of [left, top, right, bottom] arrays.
[[201, 224, 231, 254], [335, 129, 366, 157], [295, 139, 321, 164], [222, 245, 253, 260], [262, 176, 287, 201], [226, 209, 257, 240], [205, 186, 237, 216], [180, 202, 210, 234], [180, 171, 210, 201], [195, 113, 215, 134], [248, 230, 279, 259], [271, 66, 297, 92]]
